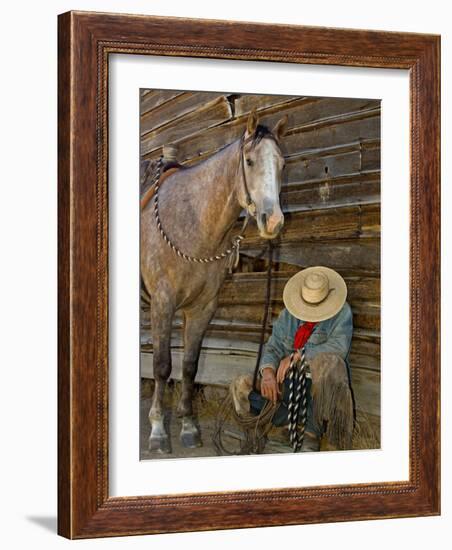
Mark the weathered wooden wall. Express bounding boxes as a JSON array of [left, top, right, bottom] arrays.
[[140, 89, 381, 425]]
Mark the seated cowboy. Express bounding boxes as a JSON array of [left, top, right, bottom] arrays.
[[231, 266, 354, 452]]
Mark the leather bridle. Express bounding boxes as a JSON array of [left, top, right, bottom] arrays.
[[237, 131, 283, 220], [237, 132, 258, 218]]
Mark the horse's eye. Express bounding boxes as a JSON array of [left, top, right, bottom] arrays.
[[246, 158, 254, 167]]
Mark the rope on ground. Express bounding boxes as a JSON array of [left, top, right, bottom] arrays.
[[212, 393, 278, 455]]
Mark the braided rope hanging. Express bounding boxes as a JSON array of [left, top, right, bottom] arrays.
[[287, 347, 309, 452]]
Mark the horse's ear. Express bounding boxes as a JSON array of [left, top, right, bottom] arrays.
[[272, 115, 288, 140], [246, 108, 258, 136]]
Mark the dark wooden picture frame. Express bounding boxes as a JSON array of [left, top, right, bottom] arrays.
[[58, 11, 440, 539]]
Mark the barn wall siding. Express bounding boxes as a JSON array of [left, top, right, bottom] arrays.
[[140, 89, 381, 420]]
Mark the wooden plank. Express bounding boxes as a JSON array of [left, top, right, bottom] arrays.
[[151, 99, 379, 163], [241, 237, 380, 272], [235, 204, 380, 244], [248, 97, 379, 137], [140, 96, 233, 156], [142, 300, 380, 333], [350, 303, 380, 331], [165, 119, 245, 162], [141, 348, 255, 387], [286, 149, 361, 183], [141, 91, 226, 136], [282, 97, 379, 128], [361, 140, 381, 172], [285, 139, 377, 161], [234, 94, 299, 116], [283, 139, 380, 184], [350, 368, 380, 416], [280, 172, 380, 212], [140, 90, 185, 115], [282, 111, 380, 155]]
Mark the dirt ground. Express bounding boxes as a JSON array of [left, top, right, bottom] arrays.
[[140, 379, 380, 460]]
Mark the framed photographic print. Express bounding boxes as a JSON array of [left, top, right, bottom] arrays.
[[138, 89, 381, 460], [58, 11, 440, 538]]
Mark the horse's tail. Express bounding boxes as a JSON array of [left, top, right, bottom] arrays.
[[140, 158, 160, 210], [140, 279, 151, 304]]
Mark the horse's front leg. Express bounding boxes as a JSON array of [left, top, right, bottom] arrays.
[[177, 298, 218, 448], [148, 295, 175, 453]]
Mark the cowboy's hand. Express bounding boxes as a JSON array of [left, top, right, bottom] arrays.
[[260, 368, 280, 403], [276, 352, 301, 385]]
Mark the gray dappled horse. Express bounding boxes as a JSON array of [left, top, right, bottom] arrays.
[[141, 110, 287, 453]]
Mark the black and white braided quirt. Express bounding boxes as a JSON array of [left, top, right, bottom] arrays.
[[287, 347, 309, 452]]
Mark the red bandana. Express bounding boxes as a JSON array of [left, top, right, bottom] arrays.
[[293, 322, 317, 350]]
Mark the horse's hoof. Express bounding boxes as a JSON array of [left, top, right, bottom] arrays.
[[149, 435, 171, 454], [180, 430, 202, 448]]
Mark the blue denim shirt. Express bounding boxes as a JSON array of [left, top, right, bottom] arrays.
[[259, 302, 353, 376]]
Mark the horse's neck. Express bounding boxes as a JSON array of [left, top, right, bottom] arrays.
[[189, 140, 243, 247]]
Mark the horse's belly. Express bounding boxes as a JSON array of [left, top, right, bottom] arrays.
[[174, 264, 226, 310]]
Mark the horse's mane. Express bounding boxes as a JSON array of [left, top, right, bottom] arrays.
[[162, 160, 186, 173], [249, 124, 280, 147]]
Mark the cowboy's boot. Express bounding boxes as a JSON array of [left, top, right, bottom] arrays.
[[230, 374, 253, 416], [300, 431, 321, 452]]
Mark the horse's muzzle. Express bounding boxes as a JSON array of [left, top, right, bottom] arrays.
[[258, 211, 284, 239]]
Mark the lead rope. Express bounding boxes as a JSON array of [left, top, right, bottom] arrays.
[[287, 348, 308, 452], [252, 241, 273, 391], [213, 240, 278, 455]]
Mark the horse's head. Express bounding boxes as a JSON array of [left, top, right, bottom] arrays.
[[238, 109, 287, 240]]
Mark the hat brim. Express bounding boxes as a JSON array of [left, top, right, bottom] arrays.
[[283, 266, 347, 322]]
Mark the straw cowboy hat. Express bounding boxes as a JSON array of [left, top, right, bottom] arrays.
[[283, 266, 347, 322]]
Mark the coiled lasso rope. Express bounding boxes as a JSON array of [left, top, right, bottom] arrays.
[[212, 393, 278, 455], [213, 349, 309, 455]]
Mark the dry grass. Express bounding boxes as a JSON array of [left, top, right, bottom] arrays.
[[141, 379, 380, 451]]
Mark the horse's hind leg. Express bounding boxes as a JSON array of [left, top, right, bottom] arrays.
[[177, 298, 218, 448], [148, 295, 175, 453]]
